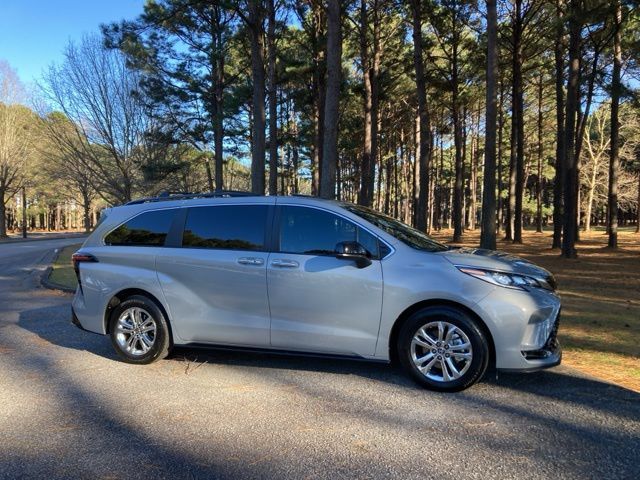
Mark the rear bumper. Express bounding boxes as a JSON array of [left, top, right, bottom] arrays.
[[71, 306, 101, 335]]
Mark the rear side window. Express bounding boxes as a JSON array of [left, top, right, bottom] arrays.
[[182, 205, 268, 251], [105, 209, 175, 246]]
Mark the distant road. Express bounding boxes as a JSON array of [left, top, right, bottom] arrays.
[[0, 231, 87, 245], [0, 237, 85, 262], [0, 237, 638, 479]]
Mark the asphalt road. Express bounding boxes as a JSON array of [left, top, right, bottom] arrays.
[[0, 239, 638, 480]]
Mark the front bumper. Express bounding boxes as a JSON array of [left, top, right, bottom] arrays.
[[501, 313, 562, 372], [477, 287, 562, 371]]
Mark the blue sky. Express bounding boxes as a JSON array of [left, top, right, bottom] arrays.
[[0, 0, 144, 85]]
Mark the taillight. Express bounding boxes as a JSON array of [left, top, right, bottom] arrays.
[[71, 252, 98, 292]]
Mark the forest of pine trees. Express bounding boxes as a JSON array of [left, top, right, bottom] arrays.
[[1, 0, 639, 258]]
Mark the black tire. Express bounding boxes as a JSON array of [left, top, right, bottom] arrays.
[[109, 295, 171, 364], [397, 306, 489, 392]]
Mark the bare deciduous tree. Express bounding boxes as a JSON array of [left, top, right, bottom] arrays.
[[0, 62, 32, 237], [41, 35, 153, 203]]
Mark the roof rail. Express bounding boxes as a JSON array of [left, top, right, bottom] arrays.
[[124, 190, 257, 206]]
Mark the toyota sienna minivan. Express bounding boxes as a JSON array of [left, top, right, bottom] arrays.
[[71, 192, 561, 391]]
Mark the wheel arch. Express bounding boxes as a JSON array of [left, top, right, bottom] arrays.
[[104, 288, 173, 344], [388, 299, 495, 367]]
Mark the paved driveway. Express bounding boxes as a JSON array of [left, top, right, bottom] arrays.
[[0, 240, 638, 479]]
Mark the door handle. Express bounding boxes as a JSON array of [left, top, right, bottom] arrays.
[[237, 257, 265, 266], [271, 259, 299, 268]]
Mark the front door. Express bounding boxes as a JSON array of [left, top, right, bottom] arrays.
[[268, 205, 384, 356]]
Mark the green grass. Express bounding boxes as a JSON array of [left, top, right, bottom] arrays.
[[48, 244, 82, 290]]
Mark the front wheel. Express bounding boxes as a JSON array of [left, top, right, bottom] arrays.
[[109, 295, 171, 364], [397, 306, 489, 392]]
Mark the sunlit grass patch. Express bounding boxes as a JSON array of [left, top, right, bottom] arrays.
[[48, 244, 82, 290]]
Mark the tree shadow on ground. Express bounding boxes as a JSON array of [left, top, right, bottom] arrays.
[[11, 303, 640, 478], [18, 303, 640, 419]]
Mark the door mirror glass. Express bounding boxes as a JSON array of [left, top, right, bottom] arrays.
[[335, 241, 372, 268]]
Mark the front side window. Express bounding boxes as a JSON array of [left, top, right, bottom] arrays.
[[105, 209, 175, 246], [279, 206, 379, 257], [182, 205, 267, 251]]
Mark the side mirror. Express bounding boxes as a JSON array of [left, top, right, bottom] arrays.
[[335, 241, 372, 268]]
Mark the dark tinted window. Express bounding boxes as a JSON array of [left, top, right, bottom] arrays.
[[345, 204, 448, 253], [182, 205, 267, 250], [279, 206, 378, 257], [105, 209, 175, 246]]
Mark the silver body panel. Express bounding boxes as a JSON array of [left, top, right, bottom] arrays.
[[156, 247, 271, 346], [268, 252, 383, 356], [72, 195, 561, 370]]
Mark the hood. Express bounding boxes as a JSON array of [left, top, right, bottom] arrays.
[[439, 247, 554, 281]]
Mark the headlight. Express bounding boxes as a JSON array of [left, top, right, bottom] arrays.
[[456, 266, 552, 291]]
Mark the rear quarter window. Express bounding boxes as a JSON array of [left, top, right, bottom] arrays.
[[104, 209, 176, 246]]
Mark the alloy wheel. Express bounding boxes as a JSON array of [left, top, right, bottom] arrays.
[[115, 307, 157, 357], [410, 321, 473, 383]]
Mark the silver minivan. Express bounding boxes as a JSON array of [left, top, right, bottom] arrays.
[[71, 192, 561, 391]]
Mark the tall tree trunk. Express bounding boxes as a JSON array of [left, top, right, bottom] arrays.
[[359, 0, 373, 205], [320, 0, 341, 199], [82, 190, 91, 233], [291, 109, 300, 193], [267, 0, 278, 195], [536, 72, 544, 233], [608, 0, 622, 248], [310, 2, 325, 196], [552, 0, 565, 248], [411, 0, 431, 232], [462, 108, 468, 228], [452, 34, 464, 242], [0, 193, 6, 238], [469, 108, 479, 230], [481, 0, 498, 250], [562, 1, 581, 258], [359, 0, 381, 207], [248, 0, 266, 195], [212, 7, 225, 190], [497, 79, 505, 234], [513, 0, 525, 243], [506, 100, 516, 241], [413, 113, 420, 226], [204, 157, 214, 191]]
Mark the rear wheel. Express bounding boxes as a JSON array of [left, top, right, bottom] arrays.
[[397, 306, 489, 392], [109, 295, 171, 364]]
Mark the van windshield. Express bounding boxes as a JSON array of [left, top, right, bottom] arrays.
[[344, 204, 448, 253]]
